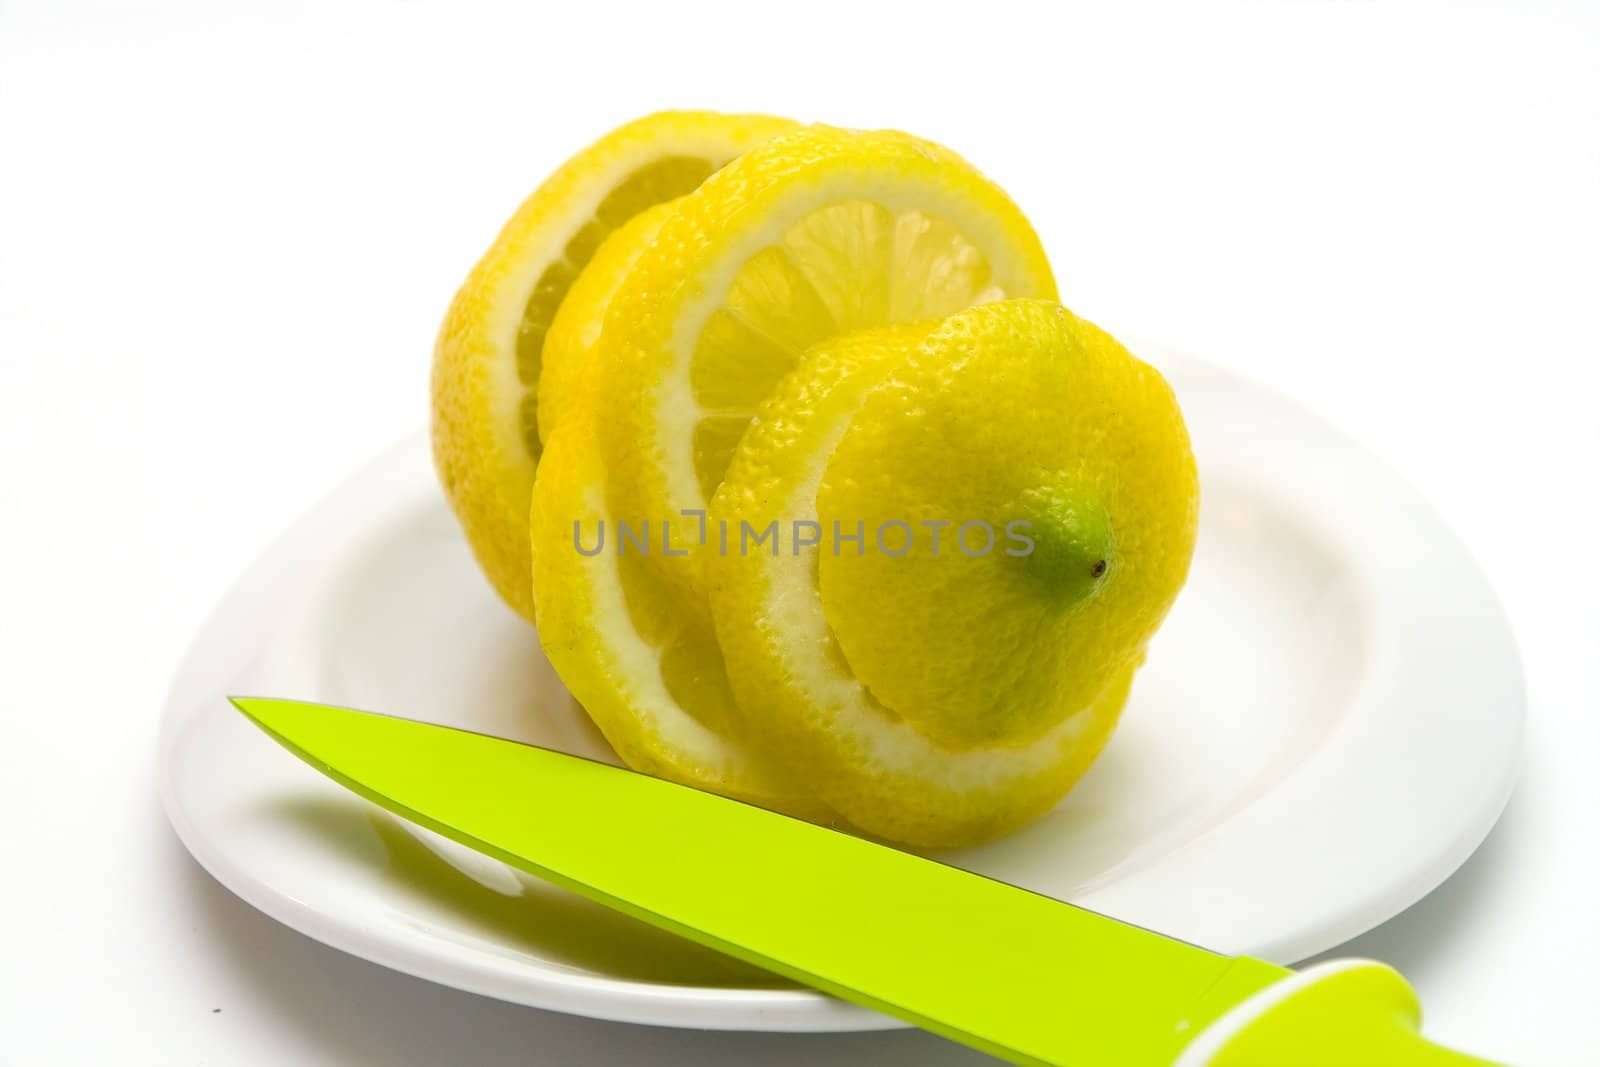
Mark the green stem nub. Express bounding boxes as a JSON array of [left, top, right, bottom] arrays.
[[1015, 484, 1115, 606]]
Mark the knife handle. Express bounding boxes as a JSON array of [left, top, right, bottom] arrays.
[[1174, 959, 1509, 1067]]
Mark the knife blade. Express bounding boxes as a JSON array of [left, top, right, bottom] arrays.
[[231, 697, 1503, 1067]]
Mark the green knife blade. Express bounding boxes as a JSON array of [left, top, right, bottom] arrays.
[[230, 697, 1504, 1067]]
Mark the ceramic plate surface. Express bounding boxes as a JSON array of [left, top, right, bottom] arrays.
[[159, 343, 1524, 1032]]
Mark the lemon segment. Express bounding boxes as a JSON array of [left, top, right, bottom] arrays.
[[817, 301, 1199, 749], [596, 125, 1057, 598], [433, 110, 796, 620]]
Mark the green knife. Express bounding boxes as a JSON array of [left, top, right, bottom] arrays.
[[232, 697, 1507, 1067]]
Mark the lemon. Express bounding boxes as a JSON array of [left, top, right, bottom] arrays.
[[433, 110, 796, 620], [708, 302, 1197, 847], [449, 114, 1196, 848], [593, 125, 1057, 599]]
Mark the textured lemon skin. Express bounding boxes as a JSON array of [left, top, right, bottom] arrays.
[[432, 111, 796, 621], [593, 124, 1059, 602], [530, 404, 827, 819], [709, 306, 1194, 848], [538, 200, 678, 445], [819, 301, 1200, 748]]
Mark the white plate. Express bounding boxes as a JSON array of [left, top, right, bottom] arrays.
[[159, 343, 1524, 1033]]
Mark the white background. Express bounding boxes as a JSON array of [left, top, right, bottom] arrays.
[[2, 1, 1596, 1064]]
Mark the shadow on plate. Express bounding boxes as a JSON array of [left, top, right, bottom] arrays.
[[173, 829, 989, 1066], [259, 793, 793, 989]]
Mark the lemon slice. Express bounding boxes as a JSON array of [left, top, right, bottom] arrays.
[[595, 125, 1057, 597], [819, 301, 1199, 749], [433, 110, 796, 620], [708, 303, 1197, 848], [538, 200, 677, 445], [531, 403, 825, 817], [529, 185, 821, 816]]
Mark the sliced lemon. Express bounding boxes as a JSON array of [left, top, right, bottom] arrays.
[[709, 304, 1196, 848], [433, 110, 796, 620], [594, 125, 1057, 598]]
